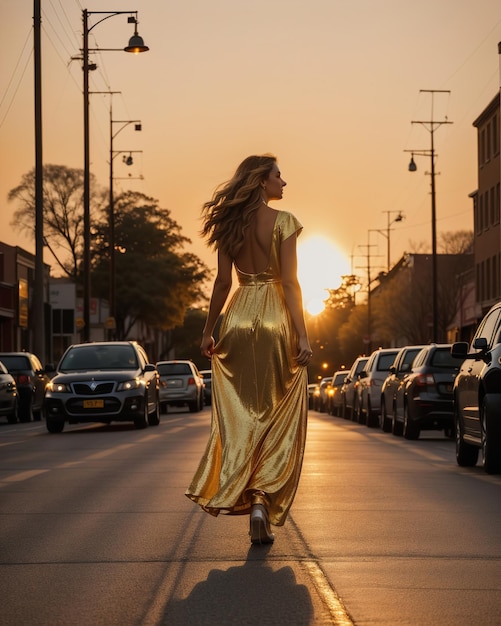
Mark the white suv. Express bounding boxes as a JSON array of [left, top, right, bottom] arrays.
[[357, 348, 400, 427]]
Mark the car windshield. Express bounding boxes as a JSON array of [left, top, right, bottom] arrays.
[[157, 362, 193, 376], [0, 355, 30, 371], [59, 345, 138, 371], [430, 348, 463, 368]]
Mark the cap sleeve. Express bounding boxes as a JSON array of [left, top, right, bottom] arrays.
[[278, 211, 303, 242]]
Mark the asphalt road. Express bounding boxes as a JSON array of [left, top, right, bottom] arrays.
[[1, 407, 501, 625]]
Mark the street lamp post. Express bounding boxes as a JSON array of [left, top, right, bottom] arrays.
[[109, 111, 142, 339], [370, 211, 405, 271], [405, 89, 452, 343], [81, 10, 148, 342]]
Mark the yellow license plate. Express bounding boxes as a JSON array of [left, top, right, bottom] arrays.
[[83, 399, 104, 408]]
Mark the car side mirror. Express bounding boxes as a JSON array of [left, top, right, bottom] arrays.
[[144, 363, 156, 372], [358, 370, 367, 379], [473, 337, 488, 351], [389, 365, 396, 374], [451, 339, 488, 361]]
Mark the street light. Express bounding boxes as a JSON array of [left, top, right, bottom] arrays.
[[405, 89, 452, 343], [82, 10, 148, 342], [370, 211, 405, 271], [109, 111, 142, 340]]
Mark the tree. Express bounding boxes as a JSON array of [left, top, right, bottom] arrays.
[[8, 164, 104, 280], [91, 191, 209, 338], [439, 230, 473, 254]]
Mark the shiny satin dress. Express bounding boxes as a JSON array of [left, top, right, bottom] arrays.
[[186, 211, 308, 526]]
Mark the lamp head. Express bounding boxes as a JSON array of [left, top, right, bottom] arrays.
[[124, 29, 149, 53], [123, 154, 133, 166], [408, 155, 417, 172]]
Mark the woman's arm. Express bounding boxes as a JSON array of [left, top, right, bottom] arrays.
[[280, 233, 312, 366], [200, 249, 233, 358]]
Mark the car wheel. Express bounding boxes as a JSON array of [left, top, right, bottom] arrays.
[[46, 417, 64, 433], [392, 412, 403, 437], [381, 402, 392, 432], [188, 392, 202, 413], [366, 398, 378, 428], [7, 399, 18, 424], [481, 396, 501, 474], [148, 394, 160, 426], [403, 403, 420, 440], [18, 397, 33, 423], [455, 410, 478, 467], [134, 398, 149, 429]]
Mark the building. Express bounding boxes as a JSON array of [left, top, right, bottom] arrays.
[[0, 242, 51, 358], [472, 92, 501, 316]]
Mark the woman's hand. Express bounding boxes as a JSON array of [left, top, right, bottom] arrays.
[[295, 337, 313, 367], [200, 335, 215, 359]]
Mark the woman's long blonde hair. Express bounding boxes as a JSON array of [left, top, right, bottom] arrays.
[[201, 154, 277, 257]]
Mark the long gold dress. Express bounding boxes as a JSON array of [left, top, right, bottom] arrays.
[[186, 211, 308, 526]]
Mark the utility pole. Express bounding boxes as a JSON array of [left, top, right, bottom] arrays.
[[406, 89, 453, 342], [33, 0, 45, 362], [357, 237, 380, 355]]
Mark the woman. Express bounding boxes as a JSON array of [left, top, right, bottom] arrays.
[[185, 154, 312, 544]]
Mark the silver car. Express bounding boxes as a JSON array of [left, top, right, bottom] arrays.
[[156, 360, 204, 413]]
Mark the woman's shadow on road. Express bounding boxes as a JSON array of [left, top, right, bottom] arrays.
[[163, 545, 314, 625]]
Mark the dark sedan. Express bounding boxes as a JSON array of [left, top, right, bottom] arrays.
[[392, 344, 464, 440], [44, 341, 160, 433], [452, 300, 501, 474], [0, 361, 17, 424], [0, 352, 51, 422]]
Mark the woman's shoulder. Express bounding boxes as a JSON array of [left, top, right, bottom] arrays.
[[276, 210, 303, 239]]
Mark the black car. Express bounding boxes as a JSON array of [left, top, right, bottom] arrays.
[[0, 352, 51, 422], [43, 341, 160, 433], [0, 361, 17, 424], [452, 301, 501, 474], [392, 344, 464, 440], [380, 345, 426, 432]]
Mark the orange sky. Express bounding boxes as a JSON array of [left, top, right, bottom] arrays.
[[1, 0, 501, 303]]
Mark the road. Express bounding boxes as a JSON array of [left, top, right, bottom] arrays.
[[1, 407, 501, 625]]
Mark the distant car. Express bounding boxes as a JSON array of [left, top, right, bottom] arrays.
[[327, 370, 348, 416], [43, 341, 160, 433], [392, 344, 464, 440], [452, 301, 501, 474], [340, 356, 368, 419], [200, 369, 212, 404], [0, 360, 18, 424], [380, 345, 426, 432], [313, 377, 332, 412], [308, 383, 317, 409], [156, 360, 204, 413], [356, 348, 400, 427], [0, 351, 51, 422]]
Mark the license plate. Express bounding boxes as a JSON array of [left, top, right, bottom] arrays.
[[83, 399, 104, 408]]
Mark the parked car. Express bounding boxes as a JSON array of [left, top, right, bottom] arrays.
[[0, 361, 18, 424], [380, 345, 426, 432], [392, 343, 464, 440], [0, 351, 52, 422], [452, 301, 501, 474], [312, 377, 332, 412], [43, 341, 160, 433], [200, 369, 212, 405], [340, 356, 368, 420], [308, 383, 317, 409], [156, 360, 204, 413], [327, 370, 348, 416], [357, 348, 400, 427]]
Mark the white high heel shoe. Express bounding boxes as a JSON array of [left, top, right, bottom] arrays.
[[249, 504, 275, 544]]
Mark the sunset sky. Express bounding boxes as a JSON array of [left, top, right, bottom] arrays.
[[1, 1, 501, 308]]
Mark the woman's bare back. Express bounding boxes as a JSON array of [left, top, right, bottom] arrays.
[[234, 206, 279, 274]]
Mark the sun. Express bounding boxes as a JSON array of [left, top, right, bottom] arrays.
[[297, 236, 351, 316]]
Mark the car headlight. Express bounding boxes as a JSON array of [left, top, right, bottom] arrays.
[[47, 381, 70, 393], [117, 378, 142, 391]]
